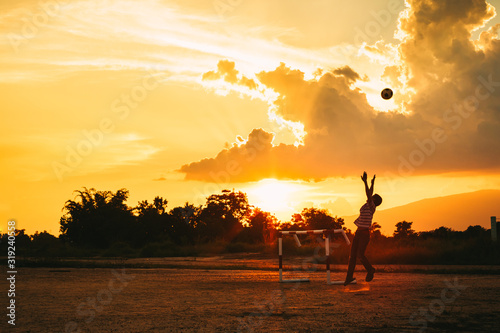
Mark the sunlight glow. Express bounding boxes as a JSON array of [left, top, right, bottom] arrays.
[[246, 179, 305, 214]]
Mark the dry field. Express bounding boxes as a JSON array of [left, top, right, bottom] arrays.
[[2, 262, 499, 332]]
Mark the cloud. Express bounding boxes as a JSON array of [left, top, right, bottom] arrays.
[[392, 0, 500, 168], [202, 59, 257, 89], [183, 63, 390, 181], [180, 128, 310, 182], [395, 0, 496, 88], [332, 65, 362, 84], [181, 0, 500, 183]]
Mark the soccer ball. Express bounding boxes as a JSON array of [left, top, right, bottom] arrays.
[[381, 88, 393, 100]]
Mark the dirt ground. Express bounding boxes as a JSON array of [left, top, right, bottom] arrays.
[[2, 265, 500, 332]]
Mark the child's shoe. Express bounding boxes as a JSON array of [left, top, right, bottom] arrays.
[[366, 268, 375, 282], [344, 276, 356, 286]]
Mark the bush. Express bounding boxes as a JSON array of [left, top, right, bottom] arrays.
[[224, 242, 265, 253], [140, 242, 170, 257], [101, 242, 137, 257], [139, 241, 200, 257]]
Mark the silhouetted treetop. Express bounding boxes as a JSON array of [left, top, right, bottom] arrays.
[[60, 187, 135, 248], [394, 221, 416, 240]]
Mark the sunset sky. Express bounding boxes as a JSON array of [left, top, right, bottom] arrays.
[[2, 0, 500, 235]]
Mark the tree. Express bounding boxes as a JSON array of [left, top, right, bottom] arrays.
[[15, 229, 31, 248], [60, 188, 135, 248], [393, 221, 416, 240], [370, 222, 384, 240], [429, 226, 453, 239], [463, 225, 487, 239], [135, 197, 169, 244], [136, 197, 168, 216], [299, 208, 344, 230], [1, 229, 31, 256], [168, 203, 200, 244], [290, 213, 306, 230], [31, 231, 61, 256], [278, 221, 295, 231], [246, 208, 278, 243], [197, 190, 251, 242]]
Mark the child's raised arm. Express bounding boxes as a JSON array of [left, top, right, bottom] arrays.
[[361, 172, 375, 203]]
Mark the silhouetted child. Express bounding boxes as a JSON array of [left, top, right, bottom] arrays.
[[344, 172, 382, 286]]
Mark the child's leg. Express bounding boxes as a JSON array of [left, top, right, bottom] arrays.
[[345, 231, 361, 279], [357, 230, 374, 272]]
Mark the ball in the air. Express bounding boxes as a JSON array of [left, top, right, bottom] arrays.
[[381, 88, 393, 100]]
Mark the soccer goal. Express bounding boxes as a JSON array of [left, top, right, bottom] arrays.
[[278, 229, 356, 285]]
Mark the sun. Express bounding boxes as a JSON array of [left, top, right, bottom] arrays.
[[245, 178, 305, 215]]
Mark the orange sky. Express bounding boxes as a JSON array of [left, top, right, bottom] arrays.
[[1, 0, 500, 235]]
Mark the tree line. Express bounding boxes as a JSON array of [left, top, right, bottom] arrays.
[[1, 187, 497, 262], [58, 187, 287, 248], [55, 187, 348, 248]]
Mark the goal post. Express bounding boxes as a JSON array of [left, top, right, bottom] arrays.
[[278, 229, 356, 285], [492, 216, 498, 242]]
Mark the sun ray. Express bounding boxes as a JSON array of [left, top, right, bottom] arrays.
[[245, 178, 306, 215]]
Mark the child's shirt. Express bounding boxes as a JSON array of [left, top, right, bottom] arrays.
[[354, 199, 376, 229]]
